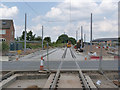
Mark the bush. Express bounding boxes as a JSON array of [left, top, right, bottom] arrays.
[[26, 43, 41, 49], [0, 42, 9, 52]]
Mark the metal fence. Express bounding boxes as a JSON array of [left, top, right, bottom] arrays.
[[84, 42, 118, 61]]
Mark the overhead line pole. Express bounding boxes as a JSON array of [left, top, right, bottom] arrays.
[[84, 34, 86, 54], [24, 13, 27, 53], [42, 26, 44, 50], [47, 42, 49, 71], [84, 34, 86, 43], [90, 13, 93, 52], [84, 33, 86, 48], [76, 30, 78, 44], [81, 26, 83, 49]]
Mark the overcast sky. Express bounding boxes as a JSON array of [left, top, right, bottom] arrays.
[[0, 0, 119, 42]]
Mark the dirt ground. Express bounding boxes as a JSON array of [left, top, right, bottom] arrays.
[[1, 71, 10, 76], [84, 71, 119, 88], [7, 79, 47, 88], [57, 72, 82, 88], [83, 45, 117, 57]]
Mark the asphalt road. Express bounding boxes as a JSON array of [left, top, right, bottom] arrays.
[[0, 60, 118, 71], [0, 48, 119, 71]]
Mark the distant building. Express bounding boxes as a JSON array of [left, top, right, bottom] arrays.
[[92, 38, 118, 47], [92, 38, 118, 42], [0, 20, 15, 43]]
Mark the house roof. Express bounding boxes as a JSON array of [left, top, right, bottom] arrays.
[[0, 20, 13, 29], [92, 38, 118, 42]]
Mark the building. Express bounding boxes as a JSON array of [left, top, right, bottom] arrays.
[[92, 38, 118, 42], [92, 38, 118, 47], [0, 20, 15, 43]]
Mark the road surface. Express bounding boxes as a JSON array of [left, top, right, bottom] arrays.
[[0, 48, 118, 71]]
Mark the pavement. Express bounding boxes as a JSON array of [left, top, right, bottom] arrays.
[[18, 48, 58, 61], [0, 48, 119, 71]]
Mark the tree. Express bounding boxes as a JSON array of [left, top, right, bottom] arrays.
[[68, 37, 76, 45], [20, 31, 25, 40], [56, 34, 69, 44], [1, 42, 9, 51], [27, 31, 36, 41], [44, 37, 51, 43], [16, 37, 20, 41], [35, 36, 42, 41], [20, 31, 36, 41]]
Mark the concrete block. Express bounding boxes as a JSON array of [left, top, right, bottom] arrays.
[[1, 74, 17, 88], [0, 56, 9, 61]]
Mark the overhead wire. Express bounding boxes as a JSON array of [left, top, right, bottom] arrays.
[[23, 1, 48, 22], [23, 1, 79, 23]]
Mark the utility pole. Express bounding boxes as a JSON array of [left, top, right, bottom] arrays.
[[99, 43, 103, 71], [42, 26, 43, 50], [24, 13, 27, 53], [84, 34, 86, 43], [84, 34, 86, 54], [90, 13, 93, 52], [76, 30, 78, 44], [81, 26, 83, 49]]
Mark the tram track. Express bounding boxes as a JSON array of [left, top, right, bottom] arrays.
[[1, 47, 117, 89], [49, 47, 91, 89], [62, 48, 67, 58]]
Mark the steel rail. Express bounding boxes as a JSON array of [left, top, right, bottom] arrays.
[[62, 48, 67, 58], [75, 59, 90, 89], [69, 48, 76, 58], [50, 62, 63, 89], [50, 48, 67, 89], [50, 47, 91, 90], [71, 47, 91, 90]]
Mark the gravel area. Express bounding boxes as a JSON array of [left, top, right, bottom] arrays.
[[83, 45, 116, 57], [84, 71, 118, 88]]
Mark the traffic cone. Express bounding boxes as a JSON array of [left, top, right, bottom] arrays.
[[40, 56, 44, 70]]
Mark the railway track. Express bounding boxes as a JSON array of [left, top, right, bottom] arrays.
[[49, 47, 92, 89], [62, 48, 67, 58]]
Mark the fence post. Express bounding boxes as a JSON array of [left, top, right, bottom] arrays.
[[47, 43, 49, 71], [99, 43, 103, 71]]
